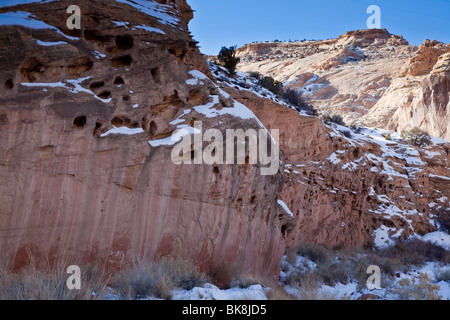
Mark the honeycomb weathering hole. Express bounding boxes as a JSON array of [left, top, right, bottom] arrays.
[[150, 121, 157, 136], [151, 68, 160, 82], [68, 57, 94, 75], [114, 76, 124, 86], [20, 57, 45, 82], [115, 35, 134, 50], [111, 117, 124, 127], [111, 116, 133, 128], [5, 79, 13, 90], [89, 81, 105, 90], [93, 121, 105, 135], [111, 55, 132, 67], [73, 116, 87, 128], [97, 91, 111, 99]]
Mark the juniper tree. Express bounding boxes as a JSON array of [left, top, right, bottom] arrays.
[[218, 46, 240, 76]]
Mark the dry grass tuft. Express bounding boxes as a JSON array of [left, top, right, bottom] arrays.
[[111, 257, 209, 300], [0, 263, 107, 300]]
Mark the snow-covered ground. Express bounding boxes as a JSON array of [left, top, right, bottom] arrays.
[[103, 248, 449, 300], [114, 0, 180, 29], [278, 252, 450, 300], [171, 283, 269, 300], [209, 62, 314, 117]]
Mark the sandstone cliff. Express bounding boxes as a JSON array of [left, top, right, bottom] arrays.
[[213, 65, 450, 249], [235, 29, 450, 141], [1, 1, 449, 289], [364, 40, 450, 141], [0, 0, 291, 284]]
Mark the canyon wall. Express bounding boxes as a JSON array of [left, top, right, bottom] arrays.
[[0, 0, 290, 284], [215, 68, 450, 249]]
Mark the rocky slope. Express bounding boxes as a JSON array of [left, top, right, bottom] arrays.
[[212, 64, 450, 249], [1, 0, 449, 291], [235, 29, 450, 141], [0, 0, 291, 284]]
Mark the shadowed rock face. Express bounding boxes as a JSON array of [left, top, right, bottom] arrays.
[[219, 81, 450, 250], [0, 0, 289, 285]]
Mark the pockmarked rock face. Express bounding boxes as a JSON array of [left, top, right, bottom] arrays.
[[215, 65, 450, 249], [235, 29, 450, 141], [0, 0, 291, 284]]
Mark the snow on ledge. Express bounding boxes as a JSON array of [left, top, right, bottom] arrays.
[[100, 126, 144, 137], [186, 70, 211, 86], [35, 39, 67, 46], [21, 77, 112, 103], [134, 24, 165, 34], [277, 199, 294, 218], [114, 0, 180, 28], [0, 11, 79, 40], [429, 174, 450, 181], [1, 0, 58, 8], [149, 125, 200, 147]]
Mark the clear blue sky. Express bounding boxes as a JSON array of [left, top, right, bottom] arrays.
[[188, 0, 450, 55]]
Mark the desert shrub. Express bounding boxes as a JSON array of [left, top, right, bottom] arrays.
[[435, 267, 450, 282], [287, 240, 449, 297], [404, 238, 450, 264], [390, 273, 441, 300], [258, 76, 283, 97], [316, 258, 352, 286], [341, 130, 352, 139], [282, 88, 303, 106], [286, 270, 320, 299], [435, 209, 450, 234], [293, 243, 351, 286], [377, 238, 450, 267], [282, 88, 318, 116], [324, 114, 346, 126], [229, 274, 267, 289], [299, 102, 318, 116], [0, 264, 106, 300], [295, 243, 334, 265], [248, 71, 262, 80], [350, 125, 363, 134], [284, 269, 339, 300], [111, 257, 209, 300], [218, 46, 240, 76], [265, 286, 296, 300], [401, 127, 431, 146]]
